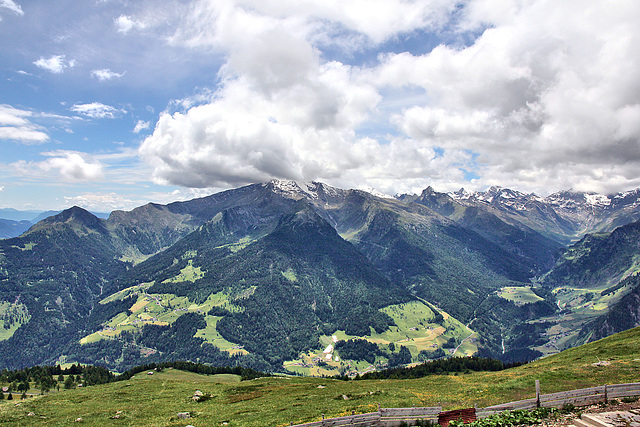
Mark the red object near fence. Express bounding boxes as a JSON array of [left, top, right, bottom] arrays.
[[438, 407, 477, 426]]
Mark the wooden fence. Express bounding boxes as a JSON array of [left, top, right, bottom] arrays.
[[478, 381, 640, 418], [290, 381, 640, 426], [289, 406, 441, 426]]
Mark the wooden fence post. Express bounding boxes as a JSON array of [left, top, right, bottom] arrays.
[[604, 384, 608, 403], [535, 380, 541, 408]]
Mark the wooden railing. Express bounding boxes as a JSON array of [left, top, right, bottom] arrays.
[[479, 381, 640, 417], [290, 381, 640, 426], [289, 406, 441, 426]]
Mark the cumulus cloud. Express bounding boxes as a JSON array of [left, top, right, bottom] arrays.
[[139, 1, 469, 193], [0, 0, 23, 16], [115, 15, 146, 33], [0, 104, 49, 144], [33, 55, 76, 74], [372, 0, 640, 193], [11, 151, 104, 182], [133, 120, 150, 133], [91, 69, 125, 81], [139, 0, 640, 196], [71, 102, 125, 119], [171, 0, 459, 49], [141, 24, 389, 188]]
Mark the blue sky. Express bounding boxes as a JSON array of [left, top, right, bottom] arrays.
[[1, 0, 639, 212]]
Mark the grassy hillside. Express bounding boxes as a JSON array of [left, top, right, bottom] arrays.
[[2, 326, 640, 426]]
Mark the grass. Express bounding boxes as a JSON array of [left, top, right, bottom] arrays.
[[284, 301, 476, 376], [80, 291, 244, 350], [162, 260, 205, 283], [0, 301, 30, 341], [281, 268, 298, 282], [10, 242, 37, 251], [2, 326, 640, 426], [497, 286, 544, 305], [532, 281, 639, 356], [194, 316, 248, 355]]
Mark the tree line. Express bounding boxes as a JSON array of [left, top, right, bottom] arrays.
[[335, 356, 526, 380], [0, 360, 270, 399]]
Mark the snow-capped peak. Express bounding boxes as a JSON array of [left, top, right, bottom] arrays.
[[361, 187, 394, 199], [267, 179, 307, 197], [449, 188, 473, 200], [265, 179, 346, 202]]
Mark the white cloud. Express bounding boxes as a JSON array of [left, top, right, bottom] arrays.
[[0, 104, 49, 144], [11, 151, 104, 182], [91, 69, 125, 81], [0, 0, 23, 16], [63, 192, 132, 212], [115, 15, 146, 33], [71, 102, 125, 119], [138, 1, 470, 193], [140, 26, 388, 188], [62, 186, 226, 213], [0, 185, 4, 191], [170, 0, 458, 50], [0, 104, 30, 127], [133, 120, 150, 133], [138, 0, 640, 196], [368, 0, 640, 194], [33, 55, 76, 74], [256, 0, 457, 44]]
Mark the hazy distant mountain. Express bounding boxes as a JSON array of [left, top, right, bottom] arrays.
[[0, 219, 32, 239], [0, 208, 44, 222], [0, 209, 111, 239]]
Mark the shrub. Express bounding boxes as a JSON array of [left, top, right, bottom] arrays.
[[450, 408, 557, 427]]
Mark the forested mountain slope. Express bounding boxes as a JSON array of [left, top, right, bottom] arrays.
[[2, 181, 640, 372]]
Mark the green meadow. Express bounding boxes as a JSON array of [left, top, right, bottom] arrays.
[[284, 300, 475, 377], [2, 326, 640, 426]]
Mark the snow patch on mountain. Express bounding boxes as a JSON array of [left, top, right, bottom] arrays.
[[585, 193, 611, 207]]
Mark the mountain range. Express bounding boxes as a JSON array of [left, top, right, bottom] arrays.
[[1, 180, 640, 373]]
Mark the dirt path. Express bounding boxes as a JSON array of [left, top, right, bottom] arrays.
[[452, 331, 474, 356]]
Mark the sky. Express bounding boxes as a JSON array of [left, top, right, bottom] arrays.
[[1, 0, 639, 212]]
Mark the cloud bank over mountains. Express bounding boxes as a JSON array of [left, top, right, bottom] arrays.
[[139, 0, 640, 196], [1, 0, 639, 211]]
